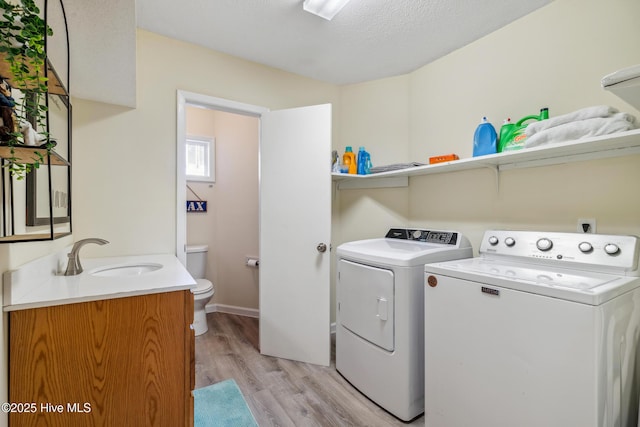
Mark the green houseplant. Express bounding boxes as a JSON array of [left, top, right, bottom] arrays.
[[0, 0, 53, 178]]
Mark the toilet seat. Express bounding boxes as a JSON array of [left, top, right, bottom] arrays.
[[193, 278, 213, 295]]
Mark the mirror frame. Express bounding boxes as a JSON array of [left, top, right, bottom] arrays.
[[25, 94, 71, 228]]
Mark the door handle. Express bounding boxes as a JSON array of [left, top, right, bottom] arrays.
[[317, 243, 327, 253]]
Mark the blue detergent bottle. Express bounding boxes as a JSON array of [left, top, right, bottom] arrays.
[[473, 117, 498, 157], [357, 146, 367, 174], [356, 146, 372, 175], [362, 149, 372, 174]]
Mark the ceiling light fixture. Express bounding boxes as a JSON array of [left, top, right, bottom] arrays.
[[303, 0, 352, 21]]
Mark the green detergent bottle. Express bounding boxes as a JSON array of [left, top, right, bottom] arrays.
[[498, 118, 514, 153], [498, 108, 549, 152]]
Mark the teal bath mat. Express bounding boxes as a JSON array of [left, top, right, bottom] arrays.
[[194, 379, 258, 427]]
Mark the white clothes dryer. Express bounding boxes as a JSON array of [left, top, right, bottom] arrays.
[[336, 228, 472, 421], [424, 230, 640, 427]]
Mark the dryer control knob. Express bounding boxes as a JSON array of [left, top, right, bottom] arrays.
[[578, 242, 593, 253], [505, 237, 516, 247], [604, 243, 620, 255], [536, 238, 553, 251], [488, 236, 499, 246]]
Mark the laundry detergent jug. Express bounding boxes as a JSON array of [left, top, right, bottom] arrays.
[[343, 146, 357, 174], [498, 108, 549, 152], [498, 118, 514, 152], [473, 117, 498, 157], [357, 146, 372, 175]]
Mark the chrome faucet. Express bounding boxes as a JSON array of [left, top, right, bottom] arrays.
[[64, 238, 109, 276]]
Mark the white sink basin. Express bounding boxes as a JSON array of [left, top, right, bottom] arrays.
[[89, 263, 163, 277]]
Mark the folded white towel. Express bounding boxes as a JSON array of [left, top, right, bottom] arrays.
[[525, 105, 619, 137], [524, 113, 638, 148]]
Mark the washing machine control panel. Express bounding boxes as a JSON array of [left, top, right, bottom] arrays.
[[481, 230, 640, 273], [385, 228, 459, 245]]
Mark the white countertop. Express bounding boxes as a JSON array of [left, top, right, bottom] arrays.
[[3, 252, 196, 311]]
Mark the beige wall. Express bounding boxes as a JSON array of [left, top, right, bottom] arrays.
[[409, 0, 640, 160], [186, 106, 260, 310], [336, 0, 640, 253], [335, 75, 412, 246], [407, 0, 640, 248], [72, 30, 340, 258]]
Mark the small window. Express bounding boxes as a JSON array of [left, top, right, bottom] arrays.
[[186, 136, 215, 182]]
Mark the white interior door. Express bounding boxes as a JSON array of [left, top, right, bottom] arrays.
[[259, 104, 332, 366]]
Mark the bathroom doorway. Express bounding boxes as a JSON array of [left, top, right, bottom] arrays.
[[176, 91, 333, 366], [178, 93, 263, 317]]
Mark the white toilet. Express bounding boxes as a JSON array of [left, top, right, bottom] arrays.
[[186, 244, 215, 336]]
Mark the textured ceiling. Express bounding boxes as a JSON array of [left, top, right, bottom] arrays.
[[64, 0, 553, 108], [136, 0, 552, 85]]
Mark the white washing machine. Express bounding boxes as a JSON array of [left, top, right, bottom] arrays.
[[424, 229, 640, 427], [336, 228, 472, 421]]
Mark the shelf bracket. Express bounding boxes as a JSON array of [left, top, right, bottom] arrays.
[[487, 165, 500, 193]]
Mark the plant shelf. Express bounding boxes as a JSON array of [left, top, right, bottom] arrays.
[[333, 128, 640, 189], [0, 231, 71, 243], [0, 144, 69, 166], [0, 53, 67, 96]]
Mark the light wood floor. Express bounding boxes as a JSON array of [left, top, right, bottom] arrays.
[[195, 312, 424, 426]]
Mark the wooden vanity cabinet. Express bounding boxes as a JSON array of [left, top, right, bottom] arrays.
[[9, 290, 195, 427]]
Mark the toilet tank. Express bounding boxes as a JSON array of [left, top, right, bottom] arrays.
[[186, 244, 208, 279]]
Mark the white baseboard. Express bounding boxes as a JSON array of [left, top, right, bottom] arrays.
[[223, 305, 258, 318], [205, 303, 259, 318], [204, 304, 337, 331]]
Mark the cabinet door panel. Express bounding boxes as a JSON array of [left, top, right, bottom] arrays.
[[10, 290, 191, 427]]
